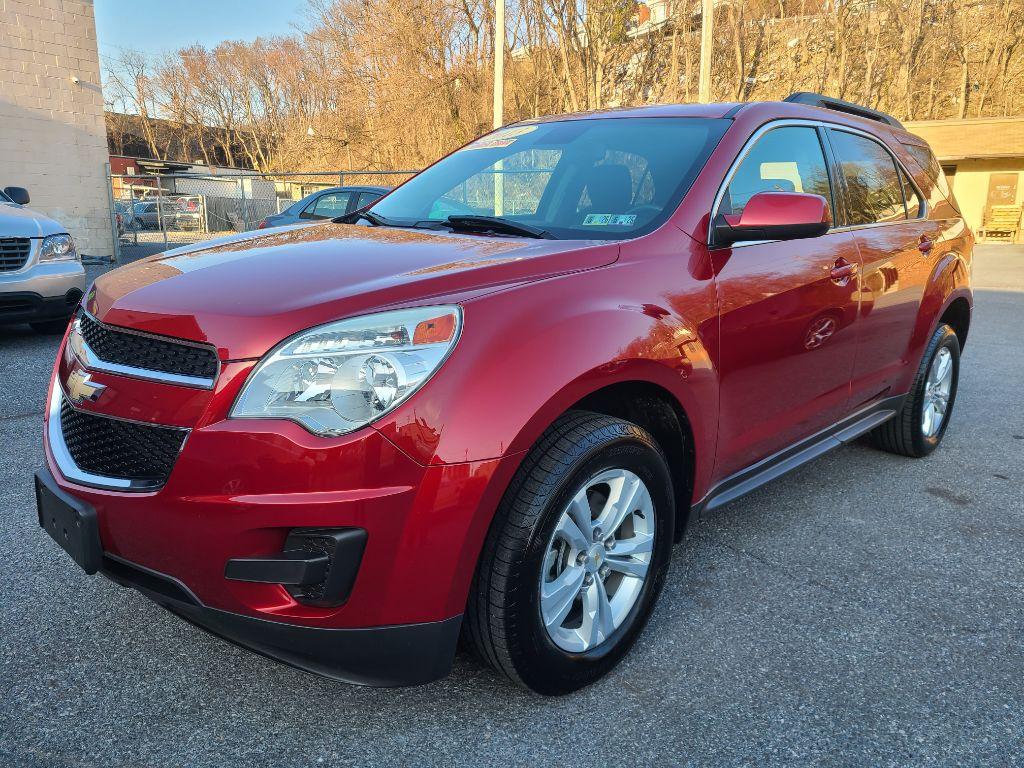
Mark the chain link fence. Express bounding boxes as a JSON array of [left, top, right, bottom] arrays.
[[109, 169, 417, 263]]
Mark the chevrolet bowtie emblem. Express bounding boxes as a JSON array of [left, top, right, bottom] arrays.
[[66, 369, 106, 405]]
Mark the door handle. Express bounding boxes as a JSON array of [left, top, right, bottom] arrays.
[[830, 258, 855, 285], [918, 236, 933, 254]]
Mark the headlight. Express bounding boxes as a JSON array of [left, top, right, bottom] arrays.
[[39, 234, 78, 262], [231, 306, 461, 436]]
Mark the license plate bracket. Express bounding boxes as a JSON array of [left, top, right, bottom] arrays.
[[35, 469, 102, 575]]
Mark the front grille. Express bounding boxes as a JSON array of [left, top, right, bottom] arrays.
[[59, 396, 187, 484], [79, 313, 218, 380], [0, 238, 30, 271]]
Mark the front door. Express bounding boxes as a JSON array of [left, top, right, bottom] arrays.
[[711, 124, 862, 480]]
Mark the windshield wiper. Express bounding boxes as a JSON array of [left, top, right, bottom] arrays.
[[442, 215, 555, 240], [334, 209, 392, 227]]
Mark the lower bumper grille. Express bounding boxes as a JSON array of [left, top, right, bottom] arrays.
[[59, 396, 187, 486]]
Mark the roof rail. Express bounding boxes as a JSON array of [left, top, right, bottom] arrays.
[[784, 92, 903, 129]]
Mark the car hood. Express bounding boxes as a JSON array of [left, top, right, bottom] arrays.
[[86, 222, 618, 360], [0, 202, 64, 237]]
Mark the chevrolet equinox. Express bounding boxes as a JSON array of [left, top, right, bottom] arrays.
[[37, 93, 972, 694]]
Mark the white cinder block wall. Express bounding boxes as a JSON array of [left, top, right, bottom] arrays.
[[0, 0, 113, 258]]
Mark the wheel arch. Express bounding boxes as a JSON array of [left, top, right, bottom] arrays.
[[906, 249, 972, 370], [570, 381, 697, 542], [939, 294, 971, 351]]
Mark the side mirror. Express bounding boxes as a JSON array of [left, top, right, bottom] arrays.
[[713, 191, 830, 247], [4, 186, 30, 206]]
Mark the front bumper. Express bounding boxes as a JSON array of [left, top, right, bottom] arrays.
[[0, 258, 86, 325], [37, 453, 474, 687], [101, 547, 464, 687]]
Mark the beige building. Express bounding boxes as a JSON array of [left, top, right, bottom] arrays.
[[0, 0, 112, 258], [905, 117, 1024, 243]]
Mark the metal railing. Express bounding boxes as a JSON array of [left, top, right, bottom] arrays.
[[108, 168, 418, 264]]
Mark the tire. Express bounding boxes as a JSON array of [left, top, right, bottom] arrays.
[[870, 323, 960, 458], [464, 410, 675, 695], [30, 317, 71, 335]]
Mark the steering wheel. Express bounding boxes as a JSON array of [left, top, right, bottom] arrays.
[[625, 204, 661, 218], [430, 197, 476, 217]]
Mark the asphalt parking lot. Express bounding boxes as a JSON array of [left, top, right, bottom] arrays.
[[1, 245, 1022, 767]]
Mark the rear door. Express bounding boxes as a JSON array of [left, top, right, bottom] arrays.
[[711, 123, 863, 479], [826, 128, 947, 408]]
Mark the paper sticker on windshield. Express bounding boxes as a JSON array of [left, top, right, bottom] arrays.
[[464, 124, 537, 150], [583, 214, 637, 226]]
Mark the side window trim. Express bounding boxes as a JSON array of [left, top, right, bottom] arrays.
[[708, 119, 839, 248], [817, 124, 848, 228], [826, 126, 928, 228]]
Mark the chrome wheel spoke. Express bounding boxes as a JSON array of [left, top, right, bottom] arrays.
[[934, 349, 952, 386], [605, 552, 650, 579], [580, 577, 615, 647], [607, 531, 654, 558], [566, 490, 594, 541], [597, 473, 648, 538], [541, 566, 585, 630], [553, 510, 590, 552]]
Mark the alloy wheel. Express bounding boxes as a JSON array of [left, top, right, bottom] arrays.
[[922, 346, 953, 438], [539, 468, 655, 653]]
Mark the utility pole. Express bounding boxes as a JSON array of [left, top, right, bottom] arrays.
[[493, 0, 505, 129], [698, 0, 713, 103], [493, 0, 506, 215]]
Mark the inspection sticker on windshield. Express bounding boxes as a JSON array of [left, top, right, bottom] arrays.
[[583, 214, 636, 226], [464, 124, 537, 150]]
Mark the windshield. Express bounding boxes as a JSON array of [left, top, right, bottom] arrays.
[[369, 117, 729, 240], [0, 189, 10, 203]]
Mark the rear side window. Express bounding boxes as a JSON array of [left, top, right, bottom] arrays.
[[905, 143, 946, 190], [829, 130, 906, 225], [900, 167, 923, 218], [721, 126, 834, 218]]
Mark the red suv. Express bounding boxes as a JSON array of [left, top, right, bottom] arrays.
[[37, 93, 971, 694]]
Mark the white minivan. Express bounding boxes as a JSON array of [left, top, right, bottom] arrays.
[[0, 186, 86, 334]]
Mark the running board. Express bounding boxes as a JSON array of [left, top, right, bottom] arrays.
[[693, 396, 904, 516]]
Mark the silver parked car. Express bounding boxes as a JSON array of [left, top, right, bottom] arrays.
[[0, 186, 86, 334], [256, 185, 390, 229]]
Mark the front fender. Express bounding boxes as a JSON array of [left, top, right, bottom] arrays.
[[372, 257, 719, 488]]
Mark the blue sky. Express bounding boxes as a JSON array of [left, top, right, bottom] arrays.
[[94, 0, 309, 61]]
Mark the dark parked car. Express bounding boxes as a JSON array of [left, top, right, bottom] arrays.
[[37, 94, 971, 695], [131, 201, 176, 230], [257, 185, 390, 229]]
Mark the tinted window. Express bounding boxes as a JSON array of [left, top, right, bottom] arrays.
[[370, 118, 730, 240], [830, 131, 906, 225], [0, 189, 10, 203], [721, 126, 833, 218], [906, 145, 940, 179], [900, 167, 923, 218], [304, 192, 351, 219]]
